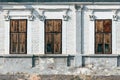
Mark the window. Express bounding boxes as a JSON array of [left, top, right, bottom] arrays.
[[10, 19, 27, 54], [45, 19, 62, 54], [95, 19, 112, 54]]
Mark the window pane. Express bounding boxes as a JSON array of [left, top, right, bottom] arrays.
[[46, 33, 53, 53], [19, 20, 27, 32], [45, 20, 54, 32], [10, 33, 18, 53], [96, 33, 103, 53], [19, 33, 26, 53], [95, 20, 103, 32], [103, 20, 111, 33], [10, 20, 18, 32], [104, 33, 111, 53], [54, 33, 61, 54], [54, 20, 62, 32]]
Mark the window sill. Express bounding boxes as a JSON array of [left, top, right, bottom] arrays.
[[82, 54, 119, 57], [0, 54, 74, 58]]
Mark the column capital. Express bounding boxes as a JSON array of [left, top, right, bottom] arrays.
[[75, 5, 83, 12]]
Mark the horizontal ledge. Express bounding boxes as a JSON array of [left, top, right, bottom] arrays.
[[33, 54, 74, 58], [3, 8, 34, 10], [39, 8, 70, 11], [82, 54, 119, 57], [0, 1, 120, 5], [0, 54, 119, 58], [0, 2, 120, 5], [0, 54, 74, 58]]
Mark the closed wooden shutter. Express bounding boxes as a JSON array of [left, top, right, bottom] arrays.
[[95, 20, 112, 54], [45, 19, 62, 54], [10, 19, 27, 54]]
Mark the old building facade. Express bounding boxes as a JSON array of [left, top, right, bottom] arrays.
[[0, 0, 119, 75]]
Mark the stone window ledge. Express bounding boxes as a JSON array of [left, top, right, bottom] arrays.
[[0, 54, 74, 58], [82, 54, 119, 57]]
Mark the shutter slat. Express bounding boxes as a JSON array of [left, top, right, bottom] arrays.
[[46, 33, 53, 53], [45, 20, 54, 32], [104, 33, 111, 53], [10, 20, 18, 32], [103, 20, 112, 33], [19, 20, 27, 32], [95, 20, 103, 32], [54, 33, 61, 54], [10, 33, 19, 54], [96, 33, 103, 53], [54, 20, 62, 32], [19, 33, 26, 53]]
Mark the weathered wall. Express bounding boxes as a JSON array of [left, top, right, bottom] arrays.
[[0, 5, 77, 55], [0, 55, 76, 74], [0, 4, 119, 75], [83, 55, 118, 68]]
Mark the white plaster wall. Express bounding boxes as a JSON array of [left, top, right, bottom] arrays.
[[83, 5, 117, 54], [116, 11, 120, 54], [66, 5, 76, 55], [1, 5, 76, 55], [0, 11, 5, 54]]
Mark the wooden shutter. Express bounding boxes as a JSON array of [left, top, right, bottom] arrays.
[[10, 20, 18, 32], [45, 19, 62, 54], [103, 20, 111, 33], [19, 33, 26, 54], [45, 20, 54, 32], [95, 20, 103, 32], [95, 33, 103, 53], [46, 33, 53, 53], [54, 20, 62, 32], [95, 19, 112, 54], [10, 33, 18, 53], [54, 33, 61, 54], [19, 20, 27, 32], [10, 19, 27, 54]]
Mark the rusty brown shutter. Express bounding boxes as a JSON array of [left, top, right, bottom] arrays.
[[10, 19, 27, 54], [45, 19, 62, 54], [95, 20, 112, 54]]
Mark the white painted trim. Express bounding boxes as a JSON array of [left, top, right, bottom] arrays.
[[39, 8, 70, 11], [3, 9, 34, 21], [39, 8, 70, 21]]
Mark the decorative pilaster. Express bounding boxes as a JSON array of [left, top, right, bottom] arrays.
[[75, 5, 83, 67]]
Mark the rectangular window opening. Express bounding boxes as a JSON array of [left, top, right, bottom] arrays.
[[95, 19, 112, 54], [45, 19, 62, 54], [10, 19, 27, 54]]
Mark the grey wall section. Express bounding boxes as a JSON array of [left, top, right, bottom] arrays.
[[82, 55, 118, 68], [0, 55, 75, 74], [0, 55, 118, 74]]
